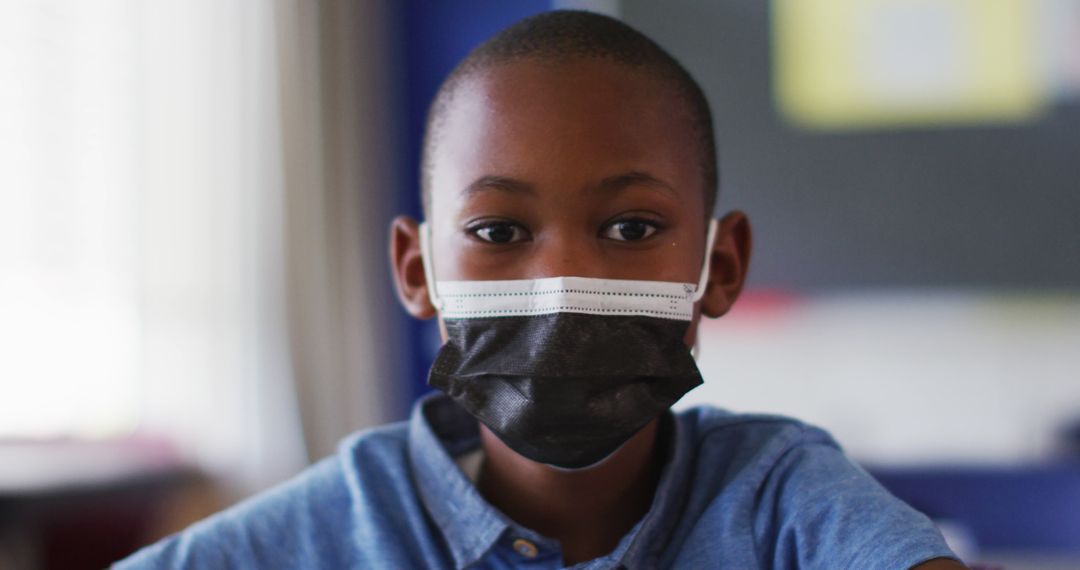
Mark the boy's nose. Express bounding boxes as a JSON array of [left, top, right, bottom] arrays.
[[530, 236, 602, 279]]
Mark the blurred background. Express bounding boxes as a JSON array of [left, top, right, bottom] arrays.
[[1, 0, 1077, 568]]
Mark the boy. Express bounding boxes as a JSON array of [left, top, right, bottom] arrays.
[[118, 11, 964, 569]]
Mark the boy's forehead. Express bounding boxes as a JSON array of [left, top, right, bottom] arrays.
[[427, 58, 702, 214]]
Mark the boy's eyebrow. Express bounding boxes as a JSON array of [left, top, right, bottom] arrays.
[[462, 171, 676, 198], [462, 175, 537, 197], [593, 171, 678, 197]]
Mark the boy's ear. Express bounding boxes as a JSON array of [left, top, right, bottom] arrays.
[[389, 216, 437, 320], [700, 210, 752, 319]]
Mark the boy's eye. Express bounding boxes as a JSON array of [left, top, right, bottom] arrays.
[[602, 219, 658, 241], [470, 222, 529, 244]]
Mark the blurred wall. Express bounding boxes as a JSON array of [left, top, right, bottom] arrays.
[[623, 0, 1080, 290]]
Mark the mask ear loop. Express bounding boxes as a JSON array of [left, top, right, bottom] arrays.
[[418, 222, 444, 312], [691, 218, 718, 361], [691, 218, 719, 303]]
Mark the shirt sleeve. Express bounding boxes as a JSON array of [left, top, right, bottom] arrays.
[[112, 457, 354, 569], [753, 427, 960, 570], [112, 524, 235, 570]]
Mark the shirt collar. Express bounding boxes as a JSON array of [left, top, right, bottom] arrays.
[[408, 393, 694, 570], [610, 410, 694, 569], [409, 393, 509, 569]]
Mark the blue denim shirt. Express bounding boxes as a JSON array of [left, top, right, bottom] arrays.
[[116, 394, 956, 569]]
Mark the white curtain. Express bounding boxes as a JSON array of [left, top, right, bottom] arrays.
[[275, 0, 402, 463], [133, 0, 309, 494], [1, 0, 399, 498]]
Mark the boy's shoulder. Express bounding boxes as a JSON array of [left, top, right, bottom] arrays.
[[669, 406, 956, 569], [676, 404, 838, 467], [673, 404, 866, 509], [676, 404, 830, 436], [115, 421, 415, 569]]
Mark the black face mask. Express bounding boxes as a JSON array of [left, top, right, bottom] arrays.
[[429, 311, 702, 469], [420, 220, 716, 470]]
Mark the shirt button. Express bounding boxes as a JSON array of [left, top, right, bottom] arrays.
[[512, 538, 539, 558]]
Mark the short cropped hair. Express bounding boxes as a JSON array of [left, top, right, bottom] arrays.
[[421, 10, 718, 218]]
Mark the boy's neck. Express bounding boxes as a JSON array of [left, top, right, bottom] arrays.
[[476, 419, 663, 566]]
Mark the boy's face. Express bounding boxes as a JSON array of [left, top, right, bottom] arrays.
[[392, 58, 750, 345]]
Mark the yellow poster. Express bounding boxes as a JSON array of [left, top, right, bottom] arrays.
[[772, 0, 1046, 129]]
